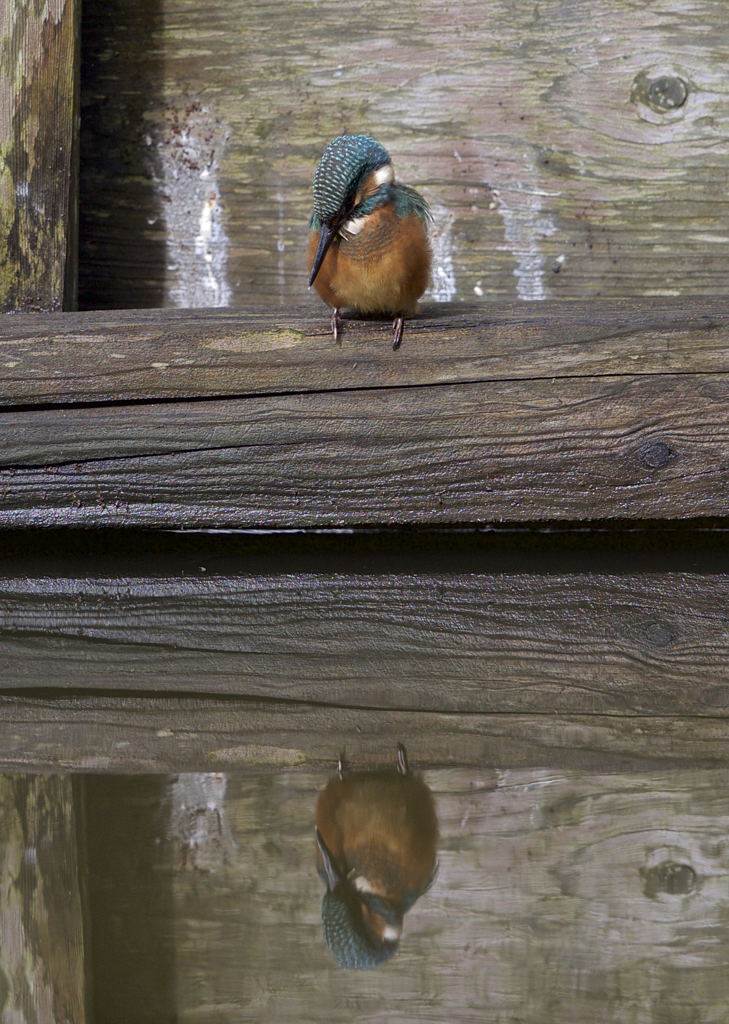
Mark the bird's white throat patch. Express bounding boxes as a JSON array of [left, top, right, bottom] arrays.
[[374, 164, 395, 186], [340, 214, 368, 238]]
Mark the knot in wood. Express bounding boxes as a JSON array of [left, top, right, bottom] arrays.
[[641, 620, 675, 648], [641, 861, 697, 898], [647, 76, 688, 112], [638, 439, 677, 470]]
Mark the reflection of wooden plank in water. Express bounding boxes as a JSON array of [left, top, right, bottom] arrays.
[[0, 776, 86, 1024], [160, 769, 729, 1023], [2, 697, 729, 773], [1, 573, 728, 714]]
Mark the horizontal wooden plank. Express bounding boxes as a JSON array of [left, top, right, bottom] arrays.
[[2, 697, 729, 773], [1, 574, 728, 714], [2, 371, 729, 525], [1, 301, 729, 405]]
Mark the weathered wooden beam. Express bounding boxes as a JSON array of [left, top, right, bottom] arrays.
[[1, 573, 728, 714], [1, 303, 729, 526], [1, 697, 728, 773], [1, 0, 80, 312], [0, 775, 86, 1024], [0, 300, 727, 405]]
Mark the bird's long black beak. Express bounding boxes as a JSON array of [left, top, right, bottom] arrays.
[[315, 827, 341, 892], [309, 223, 337, 287]]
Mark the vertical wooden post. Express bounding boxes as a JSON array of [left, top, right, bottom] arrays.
[[0, 775, 86, 1024], [0, 0, 80, 312]]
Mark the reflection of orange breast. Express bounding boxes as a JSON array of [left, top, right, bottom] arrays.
[[308, 204, 431, 316], [315, 771, 438, 904]]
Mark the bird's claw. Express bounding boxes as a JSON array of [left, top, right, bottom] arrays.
[[392, 315, 404, 351], [331, 308, 341, 346]]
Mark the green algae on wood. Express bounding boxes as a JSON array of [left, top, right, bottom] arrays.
[[1, 0, 79, 312]]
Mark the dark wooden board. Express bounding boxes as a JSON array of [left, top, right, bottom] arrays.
[[1, 300, 728, 405], [3, 303, 729, 526], [2, 697, 729, 773], [1, 0, 79, 312], [2, 573, 729, 714], [0, 775, 86, 1023], [2, 372, 729, 525]]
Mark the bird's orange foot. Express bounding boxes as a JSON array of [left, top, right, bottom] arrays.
[[392, 314, 404, 351], [331, 307, 341, 345]]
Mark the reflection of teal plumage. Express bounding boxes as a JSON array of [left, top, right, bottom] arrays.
[[315, 745, 438, 971], [321, 889, 397, 970]]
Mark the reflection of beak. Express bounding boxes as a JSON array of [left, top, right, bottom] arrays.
[[308, 223, 337, 287], [315, 827, 341, 892]]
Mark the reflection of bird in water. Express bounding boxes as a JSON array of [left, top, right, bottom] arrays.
[[315, 743, 438, 969]]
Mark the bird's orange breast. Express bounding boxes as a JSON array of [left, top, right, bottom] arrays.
[[308, 204, 431, 317]]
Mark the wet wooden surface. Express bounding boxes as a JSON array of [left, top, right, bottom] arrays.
[[79, 0, 729, 311], [0, 775, 86, 1024], [2, 300, 729, 405], [1, 0, 79, 312], [3, 302, 729, 526], [1, 572, 729, 714], [81, 768, 729, 1023], [3, 697, 729, 774]]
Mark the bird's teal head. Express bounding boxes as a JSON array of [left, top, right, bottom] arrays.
[[308, 135, 395, 288], [311, 134, 392, 229]]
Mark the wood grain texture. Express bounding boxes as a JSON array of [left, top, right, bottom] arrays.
[[2, 371, 729, 525], [1, 300, 729, 405], [1, 0, 79, 312], [0, 775, 86, 1024], [79, 0, 729, 311], [85, 769, 729, 1022], [2, 697, 729, 773], [1, 574, 729, 714]]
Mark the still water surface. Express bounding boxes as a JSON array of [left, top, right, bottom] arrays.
[[84, 764, 729, 1023]]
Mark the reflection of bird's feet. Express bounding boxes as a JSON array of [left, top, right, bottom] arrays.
[[337, 750, 346, 780], [331, 307, 341, 345], [392, 314, 404, 351], [396, 742, 408, 775]]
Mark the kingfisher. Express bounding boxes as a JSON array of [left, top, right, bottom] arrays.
[[314, 743, 439, 969], [307, 134, 432, 350]]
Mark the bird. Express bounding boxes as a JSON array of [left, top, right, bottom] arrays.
[[307, 134, 432, 351], [314, 743, 438, 969]]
